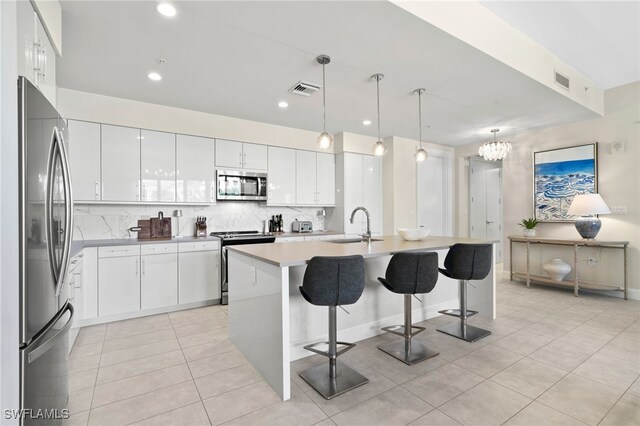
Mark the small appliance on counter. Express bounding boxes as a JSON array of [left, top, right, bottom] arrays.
[[292, 220, 313, 233], [268, 214, 283, 232], [195, 216, 208, 237]]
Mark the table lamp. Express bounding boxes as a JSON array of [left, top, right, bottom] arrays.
[[567, 194, 610, 239], [172, 209, 183, 238]]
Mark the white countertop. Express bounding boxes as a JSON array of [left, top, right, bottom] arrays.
[[227, 235, 496, 267]]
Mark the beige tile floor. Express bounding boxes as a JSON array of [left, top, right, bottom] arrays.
[[65, 278, 640, 426]]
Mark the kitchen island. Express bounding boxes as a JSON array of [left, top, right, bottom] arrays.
[[227, 235, 497, 400]]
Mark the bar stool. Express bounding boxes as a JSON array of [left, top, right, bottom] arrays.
[[437, 243, 493, 342], [377, 252, 440, 365], [298, 255, 369, 400]]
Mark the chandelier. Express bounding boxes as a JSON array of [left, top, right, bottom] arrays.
[[478, 128, 511, 161]]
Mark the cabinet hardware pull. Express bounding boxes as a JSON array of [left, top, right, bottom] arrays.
[[239, 152, 242, 167], [136, 183, 140, 200], [135, 259, 139, 275], [95, 181, 100, 200]]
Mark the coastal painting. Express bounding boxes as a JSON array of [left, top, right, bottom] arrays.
[[534, 143, 598, 222]]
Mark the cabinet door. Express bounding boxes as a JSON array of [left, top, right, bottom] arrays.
[[83, 248, 98, 320], [363, 155, 382, 233], [102, 125, 141, 201], [35, 18, 56, 107], [141, 253, 177, 309], [316, 153, 335, 206], [176, 134, 215, 203], [242, 143, 268, 171], [343, 153, 364, 234], [178, 251, 220, 304], [296, 150, 317, 205], [215, 139, 243, 169], [141, 130, 175, 202], [68, 120, 101, 201], [267, 147, 296, 205], [17, 0, 35, 84], [98, 256, 140, 316]]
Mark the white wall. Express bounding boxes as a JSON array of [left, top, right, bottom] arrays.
[[456, 82, 640, 297], [1, 0, 21, 420]]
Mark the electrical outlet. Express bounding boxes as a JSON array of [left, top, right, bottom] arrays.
[[587, 257, 597, 265], [611, 206, 627, 215]]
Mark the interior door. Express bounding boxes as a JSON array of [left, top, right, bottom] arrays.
[[469, 159, 502, 262]]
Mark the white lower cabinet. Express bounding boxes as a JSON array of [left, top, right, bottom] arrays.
[[141, 252, 178, 310], [82, 247, 98, 320], [98, 246, 141, 317], [178, 249, 220, 304]]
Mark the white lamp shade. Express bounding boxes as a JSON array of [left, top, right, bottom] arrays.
[[567, 194, 611, 215]]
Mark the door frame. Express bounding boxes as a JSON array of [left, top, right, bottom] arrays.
[[468, 157, 503, 261]]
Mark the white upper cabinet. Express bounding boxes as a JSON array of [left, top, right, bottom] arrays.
[[17, 1, 57, 106], [216, 139, 243, 169], [176, 134, 215, 203], [343, 153, 364, 234], [215, 139, 267, 170], [296, 150, 317, 205], [141, 130, 176, 202], [68, 120, 101, 201], [316, 153, 335, 206], [362, 154, 382, 234], [241, 143, 268, 170], [267, 147, 295, 205], [101, 125, 140, 201]]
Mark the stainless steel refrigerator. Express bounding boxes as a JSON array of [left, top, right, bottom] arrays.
[[18, 76, 74, 425]]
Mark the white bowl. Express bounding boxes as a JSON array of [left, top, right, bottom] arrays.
[[398, 228, 430, 241]]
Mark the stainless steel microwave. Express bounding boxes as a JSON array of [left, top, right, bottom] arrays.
[[217, 170, 267, 201]]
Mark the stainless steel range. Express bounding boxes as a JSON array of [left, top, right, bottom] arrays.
[[210, 230, 276, 304]]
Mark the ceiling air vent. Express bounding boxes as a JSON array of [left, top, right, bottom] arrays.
[[288, 81, 320, 96], [554, 71, 570, 90]]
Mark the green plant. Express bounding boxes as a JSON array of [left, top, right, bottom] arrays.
[[518, 218, 539, 230]]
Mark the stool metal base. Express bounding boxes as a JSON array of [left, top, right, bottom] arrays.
[[298, 363, 369, 400], [437, 321, 491, 343], [378, 339, 439, 365]]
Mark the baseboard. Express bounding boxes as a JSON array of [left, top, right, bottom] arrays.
[[290, 298, 458, 361], [75, 299, 221, 328]]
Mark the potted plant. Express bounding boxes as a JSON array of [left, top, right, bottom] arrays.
[[519, 218, 539, 237]]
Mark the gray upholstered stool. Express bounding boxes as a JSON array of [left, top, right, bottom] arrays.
[[437, 243, 493, 342], [298, 255, 369, 399], [377, 252, 440, 365]]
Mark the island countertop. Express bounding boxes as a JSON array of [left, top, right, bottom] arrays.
[[227, 235, 496, 267]]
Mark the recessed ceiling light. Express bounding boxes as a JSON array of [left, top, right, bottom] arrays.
[[278, 101, 288, 108], [156, 3, 176, 17], [148, 72, 162, 81], [362, 120, 372, 126]]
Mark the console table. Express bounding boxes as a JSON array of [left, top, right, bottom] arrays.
[[508, 236, 628, 299]]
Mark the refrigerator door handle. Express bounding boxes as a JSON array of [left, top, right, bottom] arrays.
[[26, 303, 74, 364], [56, 128, 74, 296], [45, 128, 59, 286]]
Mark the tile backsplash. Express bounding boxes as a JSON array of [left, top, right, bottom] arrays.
[[73, 203, 332, 240]]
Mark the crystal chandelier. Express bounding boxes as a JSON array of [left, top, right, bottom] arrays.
[[316, 55, 333, 149], [478, 128, 511, 161]]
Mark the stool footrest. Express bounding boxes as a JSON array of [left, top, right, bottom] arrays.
[[381, 324, 426, 338], [438, 309, 478, 318], [304, 341, 355, 358]]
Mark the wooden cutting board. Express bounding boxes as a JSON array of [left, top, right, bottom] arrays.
[[137, 219, 151, 240], [150, 217, 172, 240]]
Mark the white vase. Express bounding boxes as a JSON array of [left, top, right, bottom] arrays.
[[543, 258, 572, 282], [523, 229, 536, 237]]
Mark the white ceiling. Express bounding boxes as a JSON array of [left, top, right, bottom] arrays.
[[57, 1, 615, 147], [480, 1, 640, 90]]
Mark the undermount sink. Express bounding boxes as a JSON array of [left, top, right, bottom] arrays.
[[329, 238, 384, 244]]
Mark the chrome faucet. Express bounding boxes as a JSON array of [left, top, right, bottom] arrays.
[[349, 206, 371, 244]]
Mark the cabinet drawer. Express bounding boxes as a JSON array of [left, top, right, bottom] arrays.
[[99, 245, 140, 258], [141, 243, 178, 255], [178, 240, 220, 253]]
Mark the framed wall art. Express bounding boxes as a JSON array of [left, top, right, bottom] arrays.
[[534, 143, 598, 222]]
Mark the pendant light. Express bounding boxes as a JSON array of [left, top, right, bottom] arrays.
[[371, 73, 386, 156], [316, 55, 333, 149], [478, 128, 512, 161], [414, 88, 428, 162]]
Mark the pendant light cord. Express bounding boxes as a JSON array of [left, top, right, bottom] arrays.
[[418, 90, 423, 149], [322, 63, 327, 133], [376, 76, 381, 141]]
